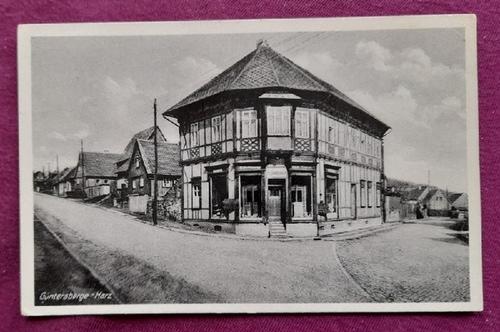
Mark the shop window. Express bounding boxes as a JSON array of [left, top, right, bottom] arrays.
[[212, 116, 221, 142], [241, 176, 261, 218], [360, 180, 366, 208], [192, 179, 201, 209], [267, 106, 290, 135], [326, 176, 338, 214], [295, 110, 309, 138], [242, 110, 258, 138], [291, 175, 312, 218], [211, 174, 227, 217]]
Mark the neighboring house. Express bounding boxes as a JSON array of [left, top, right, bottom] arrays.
[[53, 167, 71, 196], [58, 166, 77, 196], [422, 189, 451, 216], [162, 40, 391, 237], [127, 139, 181, 213], [115, 126, 167, 196], [448, 192, 468, 211], [75, 151, 122, 199], [403, 186, 430, 205], [33, 171, 46, 192]]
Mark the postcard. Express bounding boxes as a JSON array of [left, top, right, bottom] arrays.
[[18, 15, 482, 315]]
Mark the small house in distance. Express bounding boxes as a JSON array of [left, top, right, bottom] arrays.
[[75, 151, 122, 199], [127, 139, 181, 213], [448, 192, 468, 211], [115, 126, 167, 196], [163, 41, 391, 238]]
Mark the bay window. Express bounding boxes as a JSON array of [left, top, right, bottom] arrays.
[[295, 110, 309, 138], [242, 110, 258, 138], [190, 123, 199, 147], [212, 116, 221, 142], [267, 106, 290, 135]]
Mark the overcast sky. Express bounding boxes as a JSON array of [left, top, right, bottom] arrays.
[[31, 27, 468, 192]]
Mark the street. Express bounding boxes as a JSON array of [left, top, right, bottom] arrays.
[[34, 193, 469, 304]]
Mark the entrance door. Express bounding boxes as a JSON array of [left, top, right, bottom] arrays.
[[350, 184, 357, 218], [268, 185, 283, 218]]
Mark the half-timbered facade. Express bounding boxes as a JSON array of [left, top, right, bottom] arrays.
[[163, 41, 391, 237]]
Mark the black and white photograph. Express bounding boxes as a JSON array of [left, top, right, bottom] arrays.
[[19, 15, 482, 315]]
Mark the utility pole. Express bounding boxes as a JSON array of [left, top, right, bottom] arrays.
[[152, 99, 158, 226], [56, 154, 60, 196], [81, 139, 85, 201]]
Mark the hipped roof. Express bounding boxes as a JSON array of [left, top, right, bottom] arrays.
[[164, 41, 390, 134], [136, 139, 181, 177]]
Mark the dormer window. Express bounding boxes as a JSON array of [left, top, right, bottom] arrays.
[[267, 106, 291, 135]]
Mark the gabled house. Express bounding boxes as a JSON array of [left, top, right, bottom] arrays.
[[115, 126, 167, 195], [163, 41, 391, 237], [58, 166, 77, 196], [53, 167, 71, 196], [448, 192, 468, 211], [421, 189, 451, 216], [127, 139, 181, 213], [75, 151, 122, 199], [33, 171, 46, 192], [403, 186, 430, 205]]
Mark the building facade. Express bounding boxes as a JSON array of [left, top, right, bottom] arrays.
[[163, 41, 390, 237], [126, 139, 182, 213]]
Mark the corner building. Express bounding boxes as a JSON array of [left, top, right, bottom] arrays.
[[163, 41, 391, 237]]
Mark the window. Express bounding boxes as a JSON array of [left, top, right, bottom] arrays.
[[367, 181, 373, 207], [360, 180, 366, 208], [132, 179, 137, 189], [295, 110, 309, 138], [104, 180, 108, 184], [212, 116, 221, 142], [192, 179, 201, 209], [291, 176, 312, 218], [211, 174, 228, 217], [267, 106, 290, 135], [135, 156, 140, 168], [242, 110, 258, 138], [328, 126, 335, 143], [162, 179, 172, 188], [139, 177, 144, 188], [96, 179, 100, 184], [241, 176, 261, 218], [376, 182, 381, 207], [190, 123, 199, 147]]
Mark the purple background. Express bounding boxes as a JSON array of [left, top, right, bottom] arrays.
[[1, 1, 499, 331]]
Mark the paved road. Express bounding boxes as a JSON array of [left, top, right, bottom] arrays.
[[34, 194, 368, 303], [336, 220, 470, 302]]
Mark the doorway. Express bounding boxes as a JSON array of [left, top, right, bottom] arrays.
[[268, 180, 285, 220]]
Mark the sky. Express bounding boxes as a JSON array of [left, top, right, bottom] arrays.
[[31, 27, 469, 192]]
